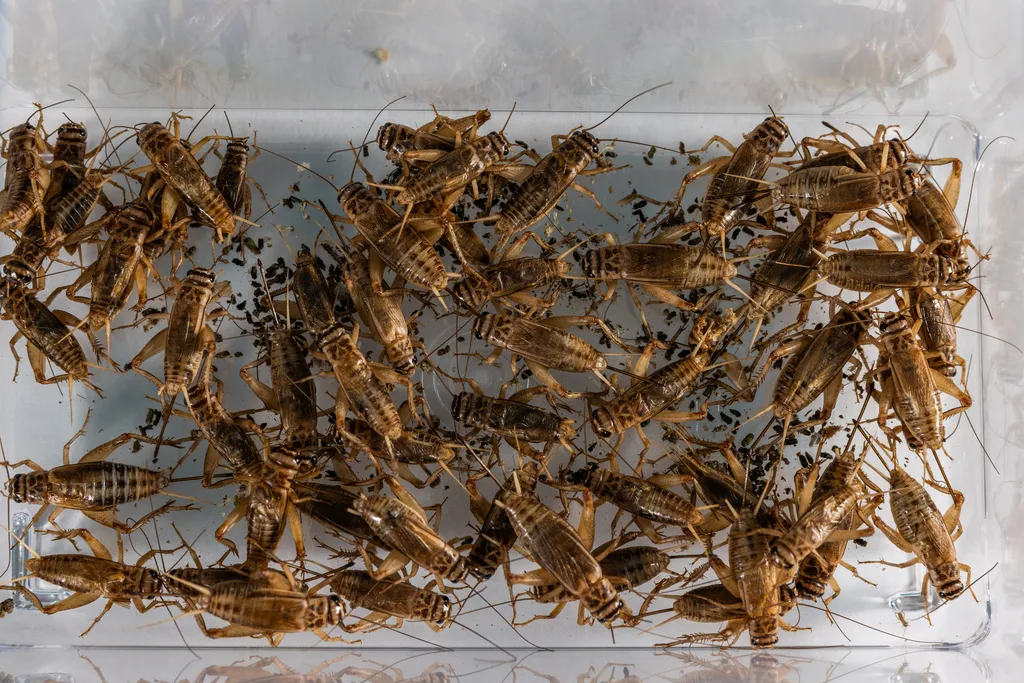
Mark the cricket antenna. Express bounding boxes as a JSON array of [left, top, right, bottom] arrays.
[[349, 95, 407, 184], [66, 84, 136, 198], [1, 439, 12, 577], [958, 135, 1014, 251], [0, 99, 71, 137], [905, 111, 929, 143], [255, 145, 340, 192], [499, 102, 517, 135], [28, 98, 75, 123], [583, 82, 672, 133], [223, 111, 236, 139], [140, 515, 197, 656], [256, 259, 281, 327], [186, 103, 218, 143]]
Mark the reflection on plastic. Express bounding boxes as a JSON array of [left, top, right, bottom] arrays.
[[892, 662, 942, 683], [10, 512, 72, 609], [0, 649, 993, 683], [0, 0, 1008, 114]]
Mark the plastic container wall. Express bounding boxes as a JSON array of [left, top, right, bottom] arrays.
[[2, 0, 1021, 117], [0, 0, 1022, 680]]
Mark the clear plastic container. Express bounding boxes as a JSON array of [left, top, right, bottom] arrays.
[[2, 0, 1024, 680]]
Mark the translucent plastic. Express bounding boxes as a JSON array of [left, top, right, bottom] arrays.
[[1, 0, 1023, 681]]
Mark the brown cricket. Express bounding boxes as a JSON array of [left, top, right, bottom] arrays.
[[654, 115, 790, 248], [467, 462, 542, 580], [500, 490, 628, 625], [136, 121, 236, 240], [0, 275, 103, 392], [864, 463, 970, 602], [326, 242, 417, 374], [590, 308, 734, 441], [329, 569, 452, 632], [8, 529, 183, 637], [351, 483, 470, 584], [130, 267, 230, 397], [2, 410, 193, 533], [240, 262, 318, 448]]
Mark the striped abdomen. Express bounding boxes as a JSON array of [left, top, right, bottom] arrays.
[[397, 133, 507, 204], [591, 353, 706, 436], [200, 582, 311, 632], [905, 175, 960, 245], [7, 289, 87, 377], [917, 292, 958, 377], [215, 141, 250, 214], [888, 468, 963, 599], [584, 468, 702, 526], [0, 169, 40, 234], [5, 218, 50, 281], [187, 381, 264, 482], [320, 324, 401, 439], [331, 570, 451, 624], [376, 122, 453, 161], [48, 171, 108, 238], [702, 116, 787, 235], [48, 123, 88, 199], [339, 183, 447, 290], [503, 494, 623, 622], [163, 270, 216, 395], [268, 329, 318, 447], [495, 132, 596, 235], [137, 123, 234, 237], [89, 227, 147, 330], [775, 166, 919, 212], [46, 462, 167, 509], [770, 486, 859, 570], [24, 555, 161, 597], [451, 391, 571, 443], [243, 481, 289, 570]]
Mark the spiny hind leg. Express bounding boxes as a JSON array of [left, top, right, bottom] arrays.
[[214, 499, 248, 559], [25, 343, 73, 387], [369, 363, 420, 423], [314, 627, 360, 644], [539, 314, 636, 352], [500, 230, 556, 260], [7, 332, 23, 380], [634, 516, 679, 545], [522, 358, 589, 400], [129, 328, 169, 385], [52, 311, 110, 371], [196, 621, 278, 643], [569, 181, 618, 223], [933, 369, 972, 419], [667, 154, 730, 209], [76, 433, 134, 465], [60, 409, 92, 465], [14, 586, 99, 616], [859, 556, 919, 572], [239, 355, 278, 411], [512, 599, 567, 628], [119, 502, 196, 534], [639, 283, 699, 312], [79, 599, 116, 637], [822, 577, 842, 611]]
